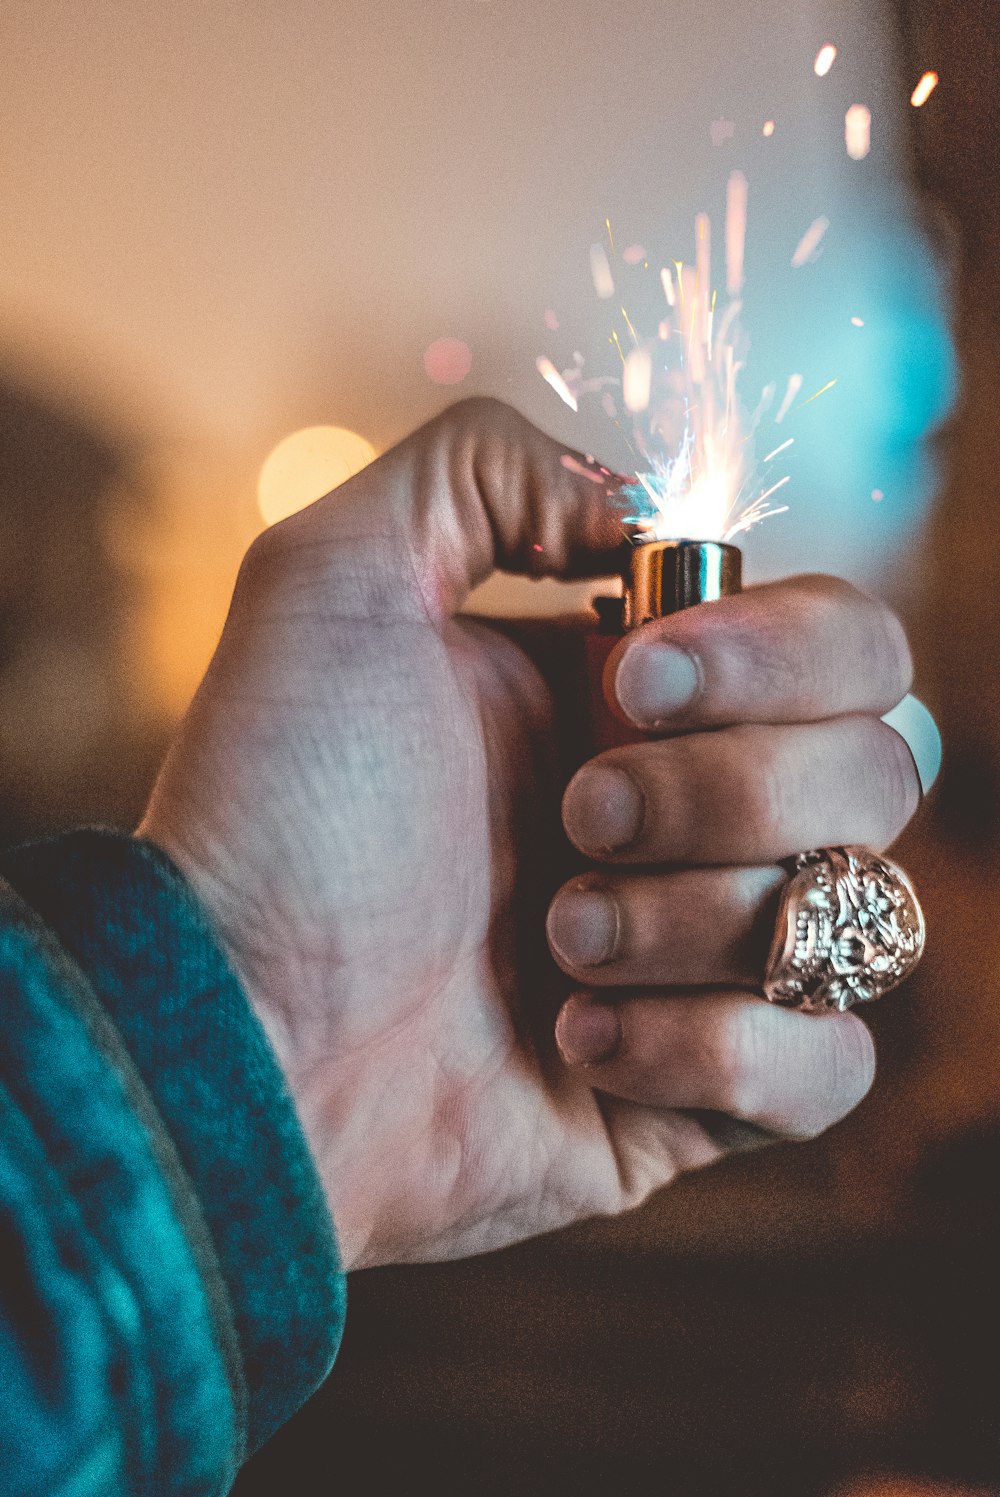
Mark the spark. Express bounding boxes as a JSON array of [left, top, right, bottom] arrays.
[[774, 374, 803, 423], [560, 453, 607, 484], [762, 119, 776, 137], [814, 44, 837, 77], [605, 216, 616, 253], [911, 71, 938, 107], [845, 104, 872, 160], [851, 316, 865, 327], [543, 180, 806, 550], [620, 305, 641, 344], [799, 377, 838, 408], [726, 170, 748, 295], [752, 383, 777, 425], [535, 356, 578, 411], [725, 476, 791, 539], [623, 348, 653, 413], [590, 243, 615, 299], [791, 216, 829, 268]]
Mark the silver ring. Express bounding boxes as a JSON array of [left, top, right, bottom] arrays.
[[763, 846, 925, 1013]]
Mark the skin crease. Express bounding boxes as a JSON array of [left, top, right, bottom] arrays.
[[139, 399, 919, 1271]]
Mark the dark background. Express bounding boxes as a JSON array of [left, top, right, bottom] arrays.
[[245, 5, 1000, 1491]]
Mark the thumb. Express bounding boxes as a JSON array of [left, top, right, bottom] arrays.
[[272, 398, 629, 619]]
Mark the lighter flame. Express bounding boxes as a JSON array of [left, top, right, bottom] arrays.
[[911, 71, 938, 107]]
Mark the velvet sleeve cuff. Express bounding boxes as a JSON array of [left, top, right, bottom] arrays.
[[0, 828, 346, 1454]]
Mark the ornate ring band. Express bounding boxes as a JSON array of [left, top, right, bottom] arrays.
[[763, 846, 925, 1013]]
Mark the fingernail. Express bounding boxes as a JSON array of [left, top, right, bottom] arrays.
[[556, 997, 623, 1066], [548, 886, 620, 967], [615, 643, 700, 727], [563, 764, 644, 854]]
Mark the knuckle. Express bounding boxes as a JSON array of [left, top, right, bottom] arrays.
[[791, 574, 913, 702], [731, 577, 848, 710], [733, 740, 794, 852], [234, 526, 285, 596], [782, 572, 859, 631], [876, 604, 915, 700], [444, 394, 520, 436]]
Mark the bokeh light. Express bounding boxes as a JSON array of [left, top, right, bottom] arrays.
[[423, 337, 472, 385], [845, 104, 872, 160], [814, 44, 837, 77], [258, 425, 377, 527], [911, 70, 939, 107]]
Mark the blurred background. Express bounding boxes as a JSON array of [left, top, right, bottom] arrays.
[[1, 0, 997, 1492]]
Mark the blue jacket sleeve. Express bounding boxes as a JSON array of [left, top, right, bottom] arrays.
[[0, 829, 346, 1496]]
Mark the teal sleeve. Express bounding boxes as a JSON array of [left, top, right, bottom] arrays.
[[0, 829, 346, 1494]]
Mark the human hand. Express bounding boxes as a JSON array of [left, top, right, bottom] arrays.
[[139, 399, 919, 1270]]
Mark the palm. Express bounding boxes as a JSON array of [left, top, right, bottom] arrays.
[[146, 585, 699, 1268], [141, 404, 738, 1268]]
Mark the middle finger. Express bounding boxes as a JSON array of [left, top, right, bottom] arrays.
[[562, 715, 920, 866]]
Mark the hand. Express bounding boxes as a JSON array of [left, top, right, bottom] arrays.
[[139, 399, 919, 1270]]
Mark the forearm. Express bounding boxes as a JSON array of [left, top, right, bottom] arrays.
[[0, 831, 345, 1495]]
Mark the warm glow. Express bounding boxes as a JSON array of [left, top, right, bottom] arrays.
[[910, 71, 939, 107], [762, 119, 775, 137], [258, 425, 377, 526], [814, 44, 837, 77]]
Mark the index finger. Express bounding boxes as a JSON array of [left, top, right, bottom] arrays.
[[607, 573, 913, 731]]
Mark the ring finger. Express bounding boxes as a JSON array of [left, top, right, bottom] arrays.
[[547, 865, 786, 988]]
